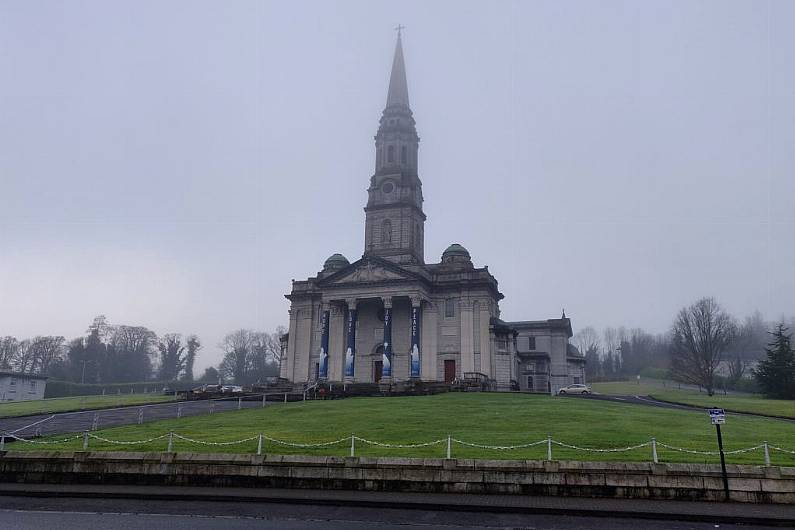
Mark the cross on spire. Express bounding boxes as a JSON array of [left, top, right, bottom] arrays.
[[394, 24, 405, 37]]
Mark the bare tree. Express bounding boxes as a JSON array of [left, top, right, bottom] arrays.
[[28, 336, 65, 374], [670, 297, 736, 396], [726, 356, 747, 387], [0, 337, 19, 369], [573, 326, 600, 356], [219, 329, 256, 384], [12, 339, 35, 372]]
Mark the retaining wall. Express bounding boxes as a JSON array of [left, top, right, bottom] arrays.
[[0, 451, 793, 504]]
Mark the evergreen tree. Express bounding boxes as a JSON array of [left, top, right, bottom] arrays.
[[754, 324, 795, 399]]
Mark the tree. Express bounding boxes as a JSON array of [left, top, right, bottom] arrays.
[[157, 333, 186, 381], [12, 340, 35, 372], [573, 327, 601, 379], [249, 331, 281, 382], [670, 297, 736, 396], [198, 366, 220, 383], [219, 329, 255, 384], [183, 335, 201, 382], [0, 337, 19, 369], [27, 336, 65, 374], [105, 325, 156, 382], [754, 324, 795, 399]]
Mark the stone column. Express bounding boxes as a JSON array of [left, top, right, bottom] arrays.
[[328, 304, 345, 381], [282, 308, 298, 380], [409, 296, 421, 378], [381, 297, 393, 381], [343, 299, 358, 382], [460, 299, 475, 373], [318, 303, 330, 380], [421, 301, 437, 380]]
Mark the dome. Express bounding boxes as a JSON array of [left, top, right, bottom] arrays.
[[323, 253, 349, 271], [442, 243, 470, 259], [441, 243, 472, 266]]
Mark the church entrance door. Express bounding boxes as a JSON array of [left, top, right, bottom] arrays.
[[444, 360, 456, 383], [373, 360, 383, 383]]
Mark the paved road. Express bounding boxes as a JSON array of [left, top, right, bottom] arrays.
[[570, 393, 795, 423], [0, 495, 786, 530], [0, 394, 297, 439]]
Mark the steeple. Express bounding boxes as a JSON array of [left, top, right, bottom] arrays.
[[363, 31, 425, 265], [386, 31, 409, 109]]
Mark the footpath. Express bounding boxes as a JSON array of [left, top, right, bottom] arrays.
[[0, 483, 793, 526]]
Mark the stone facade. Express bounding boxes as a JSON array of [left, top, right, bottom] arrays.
[[281, 34, 585, 393]]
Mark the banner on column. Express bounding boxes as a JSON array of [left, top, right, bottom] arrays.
[[382, 307, 392, 378], [410, 306, 421, 378], [344, 309, 357, 377], [318, 310, 330, 379]]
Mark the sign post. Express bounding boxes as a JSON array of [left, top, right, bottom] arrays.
[[709, 408, 730, 501]]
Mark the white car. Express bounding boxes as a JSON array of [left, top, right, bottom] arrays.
[[557, 384, 591, 395]]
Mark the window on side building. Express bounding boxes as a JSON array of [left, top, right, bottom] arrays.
[[527, 336, 536, 350]]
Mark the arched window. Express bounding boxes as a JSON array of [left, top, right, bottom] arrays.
[[401, 146, 407, 164], [387, 145, 395, 163], [382, 219, 392, 244]]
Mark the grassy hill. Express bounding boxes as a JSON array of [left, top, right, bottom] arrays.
[[591, 381, 795, 419], [11, 393, 795, 466]]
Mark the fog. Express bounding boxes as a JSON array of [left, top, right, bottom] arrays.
[[1, 0, 793, 372]]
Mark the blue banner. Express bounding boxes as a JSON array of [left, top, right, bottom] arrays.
[[344, 308, 357, 378], [410, 305, 421, 377], [318, 310, 330, 379], [382, 307, 392, 378]]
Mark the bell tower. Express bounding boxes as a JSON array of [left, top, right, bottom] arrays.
[[364, 30, 425, 265]]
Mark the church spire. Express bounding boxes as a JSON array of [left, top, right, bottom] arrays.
[[386, 29, 410, 109]]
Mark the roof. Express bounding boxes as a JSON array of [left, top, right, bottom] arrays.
[[386, 32, 410, 109], [0, 371, 48, 380], [507, 318, 573, 338]]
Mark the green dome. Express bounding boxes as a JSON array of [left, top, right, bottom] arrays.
[[323, 253, 349, 270], [442, 243, 470, 257]]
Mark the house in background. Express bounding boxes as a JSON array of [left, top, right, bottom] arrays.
[[0, 372, 48, 402]]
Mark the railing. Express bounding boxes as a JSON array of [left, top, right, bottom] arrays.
[[1, 431, 792, 465]]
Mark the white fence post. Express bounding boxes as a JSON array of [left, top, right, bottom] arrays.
[[350, 434, 355, 457], [238, 397, 242, 410], [262, 394, 266, 408], [209, 402, 214, 414], [547, 435, 552, 461], [257, 433, 263, 456], [138, 408, 144, 425], [651, 438, 658, 464], [167, 431, 174, 452], [1, 436, 5, 451], [91, 413, 99, 431], [446, 435, 452, 459], [82, 431, 89, 450], [764, 441, 771, 466], [284, 393, 288, 403], [177, 404, 182, 419]]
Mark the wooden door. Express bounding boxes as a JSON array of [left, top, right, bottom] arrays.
[[444, 360, 456, 383], [373, 360, 383, 383]]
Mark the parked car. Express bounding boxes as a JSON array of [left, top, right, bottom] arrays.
[[557, 383, 591, 395], [221, 385, 243, 395]]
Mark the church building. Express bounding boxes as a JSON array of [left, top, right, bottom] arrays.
[[280, 33, 585, 394]]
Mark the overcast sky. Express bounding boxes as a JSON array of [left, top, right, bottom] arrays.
[[1, 0, 793, 372]]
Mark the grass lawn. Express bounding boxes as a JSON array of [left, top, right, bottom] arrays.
[[591, 381, 795, 419], [0, 393, 176, 418], [11, 393, 795, 466]]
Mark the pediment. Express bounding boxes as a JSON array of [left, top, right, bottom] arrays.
[[321, 258, 419, 286]]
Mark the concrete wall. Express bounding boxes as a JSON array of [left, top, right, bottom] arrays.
[[0, 452, 792, 504]]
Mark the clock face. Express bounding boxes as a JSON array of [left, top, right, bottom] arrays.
[[381, 182, 394, 194]]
